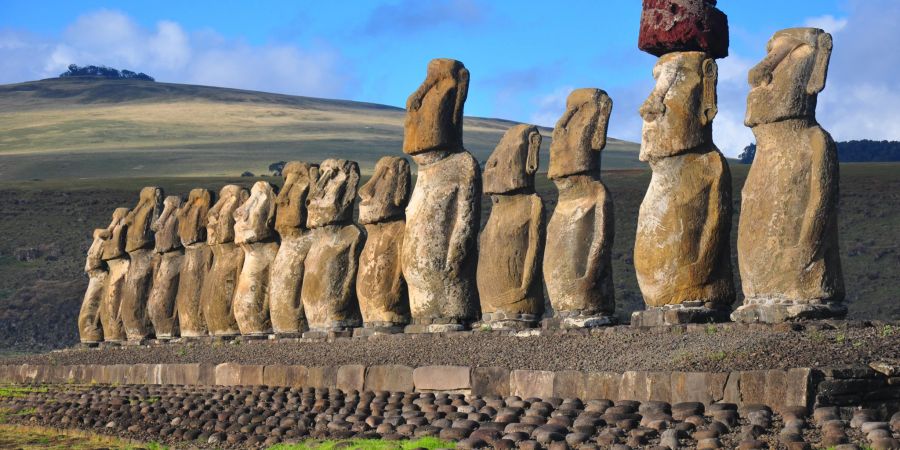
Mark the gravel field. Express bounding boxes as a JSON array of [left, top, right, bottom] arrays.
[[4, 321, 899, 373], [1, 383, 896, 449]]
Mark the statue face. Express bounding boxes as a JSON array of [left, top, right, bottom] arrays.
[[152, 195, 183, 253], [403, 58, 469, 155], [306, 159, 360, 228], [274, 162, 318, 235], [548, 88, 611, 179], [484, 124, 541, 194], [207, 185, 249, 245], [124, 186, 163, 252], [234, 181, 278, 244], [746, 28, 832, 127], [359, 156, 411, 224], [100, 207, 130, 261], [640, 52, 717, 161], [177, 188, 214, 246]]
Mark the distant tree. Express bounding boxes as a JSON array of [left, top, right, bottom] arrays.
[[59, 64, 154, 81], [241, 171, 255, 177], [736, 140, 900, 164], [738, 144, 757, 164], [268, 161, 287, 176]]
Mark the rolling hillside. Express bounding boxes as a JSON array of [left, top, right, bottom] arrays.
[[0, 78, 641, 180]]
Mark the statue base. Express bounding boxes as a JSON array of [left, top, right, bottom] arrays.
[[542, 311, 617, 329], [404, 323, 467, 334], [631, 303, 731, 326], [272, 332, 305, 340], [235, 334, 269, 342], [353, 324, 406, 337], [78, 342, 100, 349], [99, 341, 123, 348], [731, 299, 847, 324], [302, 329, 354, 339], [476, 312, 540, 331]]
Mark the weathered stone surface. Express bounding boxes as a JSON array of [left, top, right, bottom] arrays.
[[554, 370, 587, 399], [270, 162, 318, 335], [302, 159, 364, 331], [100, 256, 129, 342], [510, 370, 555, 399], [734, 28, 844, 323], [402, 59, 481, 327], [177, 188, 214, 246], [639, 0, 729, 59], [357, 157, 411, 326], [262, 365, 308, 387], [336, 365, 366, 392], [472, 367, 510, 397], [176, 244, 212, 337], [233, 181, 279, 336], [478, 125, 545, 326], [584, 372, 621, 401], [413, 366, 471, 392], [670, 371, 728, 405], [403, 58, 468, 155], [147, 251, 183, 339], [121, 187, 163, 341], [366, 365, 414, 392], [543, 89, 615, 325], [147, 196, 183, 339], [635, 51, 735, 311], [548, 89, 613, 179], [174, 189, 214, 337], [307, 366, 338, 389], [78, 228, 108, 343], [214, 362, 263, 386], [201, 185, 249, 336]]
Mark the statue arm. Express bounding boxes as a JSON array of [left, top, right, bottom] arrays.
[[581, 185, 612, 287], [798, 128, 838, 261], [343, 227, 364, 310], [445, 183, 478, 275], [691, 156, 730, 282], [519, 196, 545, 293]]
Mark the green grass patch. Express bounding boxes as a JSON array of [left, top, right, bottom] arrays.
[[268, 437, 455, 450], [0, 386, 49, 398]]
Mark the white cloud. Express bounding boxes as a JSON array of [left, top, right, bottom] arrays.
[[0, 9, 354, 97], [804, 14, 849, 33], [529, 86, 573, 127]]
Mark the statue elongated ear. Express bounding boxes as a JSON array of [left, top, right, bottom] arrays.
[[591, 93, 612, 152], [452, 67, 470, 134], [525, 129, 542, 176], [265, 184, 278, 227], [393, 159, 412, 207], [343, 162, 361, 209], [701, 58, 719, 125], [808, 32, 833, 95]]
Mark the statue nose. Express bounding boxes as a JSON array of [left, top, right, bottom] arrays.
[[639, 98, 665, 122]]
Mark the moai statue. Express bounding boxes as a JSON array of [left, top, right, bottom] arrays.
[[543, 89, 617, 328], [174, 188, 214, 337], [269, 162, 318, 337], [477, 125, 545, 329], [201, 185, 249, 337], [401, 58, 481, 332], [633, 46, 735, 323], [78, 228, 108, 345], [99, 207, 130, 343], [733, 28, 845, 323], [356, 156, 411, 335], [121, 187, 163, 342], [233, 181, 279, 336], [146, 196, 184, 340], [301, 159, 364, 335]]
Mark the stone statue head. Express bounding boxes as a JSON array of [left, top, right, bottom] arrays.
[[100, 207, 130, 261], [639, 51, 718, 161], [85, 228, 106, 272], [152, 195, 183, 253], [124, 186, 163, 252], [484, 124, 542, 193], [234, 181, 278, 244], [207, 185, 249, 245], [746, 27, 832, 127], [548, 89, 612, 179], [306, 159, 360, 229], [177, 188, 214, 246], [359, 156, 411, 225], [274, 161, 319, 236], [403, 58, 469, 155]]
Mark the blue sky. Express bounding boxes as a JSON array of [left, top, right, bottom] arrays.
[[1, 0, 896, 156]]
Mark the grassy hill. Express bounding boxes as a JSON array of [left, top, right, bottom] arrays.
[[0, 78, 641, 180]]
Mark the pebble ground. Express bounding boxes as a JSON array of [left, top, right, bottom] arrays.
[[2, 384, 899, 449]]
